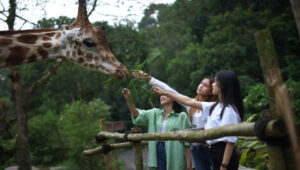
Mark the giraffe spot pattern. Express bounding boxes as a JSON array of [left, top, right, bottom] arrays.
[[42, 36, 51, 41], [78, 58, 84, 64], [45, 32, 55, 37], [0, 38, 13, 46], [42, 42, 52, 48], [72, 51, 76, 58], [94, 56, 99, 63], [37, 47, 49, 59], [66, 51, 70, 57], [27, 54, 38, 62], [55, 33, 61, 39], [17, 34, 38, 44], [86, 53, 93, 61], [6, 46, 30, 66], [77, 48, 83, 55]]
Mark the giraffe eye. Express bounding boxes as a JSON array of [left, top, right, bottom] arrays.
[[83, 38, 96, 47]]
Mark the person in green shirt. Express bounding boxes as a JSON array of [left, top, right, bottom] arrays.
[[122, 88, 192, 170]]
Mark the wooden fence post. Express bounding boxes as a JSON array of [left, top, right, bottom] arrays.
[[131, 128, 143, 170], [99, 119, 112, 170], [254, 29, 299, 170]]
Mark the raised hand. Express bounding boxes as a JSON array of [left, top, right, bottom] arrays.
[[122, 88, 131, 99], [132, 70, 151, 80], [151, 86, 166, 95]]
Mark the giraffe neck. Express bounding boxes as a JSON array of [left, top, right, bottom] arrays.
[[0, 28, 72, 68]]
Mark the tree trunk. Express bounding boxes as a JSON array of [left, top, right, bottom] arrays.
[[289, 0, 300, 38], [7, 0, 32, 169], [10, 68, 32, 170]]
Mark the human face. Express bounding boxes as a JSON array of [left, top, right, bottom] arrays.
[[212, 78, 221, 96], [160, 95, 173, 105], [197, 78, 212, 96]]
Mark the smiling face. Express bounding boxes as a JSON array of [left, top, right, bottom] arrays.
[[160, 95, 173, 105]]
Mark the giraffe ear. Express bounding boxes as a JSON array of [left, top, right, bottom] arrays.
[[96, 25, 105, 31]]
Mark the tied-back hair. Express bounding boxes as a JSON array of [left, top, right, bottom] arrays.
[[209, 70, 244, 120], [189, 77, 217, 121]]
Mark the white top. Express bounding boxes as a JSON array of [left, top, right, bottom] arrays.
[[201, 102, 241, 145], [161, 120, 167, 132], [192, 110, 205, 129]]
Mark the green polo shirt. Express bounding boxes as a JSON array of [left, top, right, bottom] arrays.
[[132, 108, 191, 170]]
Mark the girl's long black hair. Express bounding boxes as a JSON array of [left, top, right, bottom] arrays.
[[209, 70, 244, 120]]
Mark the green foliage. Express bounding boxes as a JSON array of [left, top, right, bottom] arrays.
[[237, 115, 269, 169], [1, 0, 300, 169], [36, 16, 74, 29], [60, 99, 110, 169], [244, 83, 269, 119], [286, 79, 300, 126], [28, 111, 65, 166]]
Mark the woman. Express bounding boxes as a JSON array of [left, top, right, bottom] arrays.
[[152, 70, 244, 170], [122, 88, 192, 170], [133, 70, 216, 170]]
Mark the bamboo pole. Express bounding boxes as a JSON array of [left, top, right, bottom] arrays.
[[255, 29, 299, 170], [95, 122, 284, 143]]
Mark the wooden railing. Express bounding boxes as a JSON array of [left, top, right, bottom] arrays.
[[84, 120, 286, 170]]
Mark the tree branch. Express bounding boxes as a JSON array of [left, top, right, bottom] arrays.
[[87, 0, 98, 17], [15, 14, 37, 27], [23, 62, 59, 110]]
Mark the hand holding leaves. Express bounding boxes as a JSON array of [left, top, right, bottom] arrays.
[[151, 86, 166, 95], [132, 70, 151, 80]]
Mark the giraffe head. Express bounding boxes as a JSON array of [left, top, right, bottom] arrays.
[[63, 0, 128, 79]]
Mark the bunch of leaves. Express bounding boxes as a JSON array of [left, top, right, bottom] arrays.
[[103, 61, 156, 108], [237, 140, 269, 169], [237, 115, 269, 169]]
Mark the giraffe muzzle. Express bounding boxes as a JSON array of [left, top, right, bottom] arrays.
[[111, 65, 129, 80]]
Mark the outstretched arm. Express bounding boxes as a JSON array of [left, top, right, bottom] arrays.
[[152, 86, 202, 110], [122, 88, 138, 118], [133, 70, 191, 112]]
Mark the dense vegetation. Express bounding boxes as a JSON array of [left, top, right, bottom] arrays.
[[0, 0, 299, 169]]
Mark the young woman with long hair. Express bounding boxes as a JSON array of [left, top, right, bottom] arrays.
[[152, 70, 244, 170], [133, 70, 217, 170]]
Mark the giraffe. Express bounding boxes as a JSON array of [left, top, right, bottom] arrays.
[[0, 0, 128, 79]]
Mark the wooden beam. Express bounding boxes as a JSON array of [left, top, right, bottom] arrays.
[[255, 29, 299, 170]]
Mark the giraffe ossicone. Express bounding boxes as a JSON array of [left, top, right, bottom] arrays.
[[0, 0, 128, 80]]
